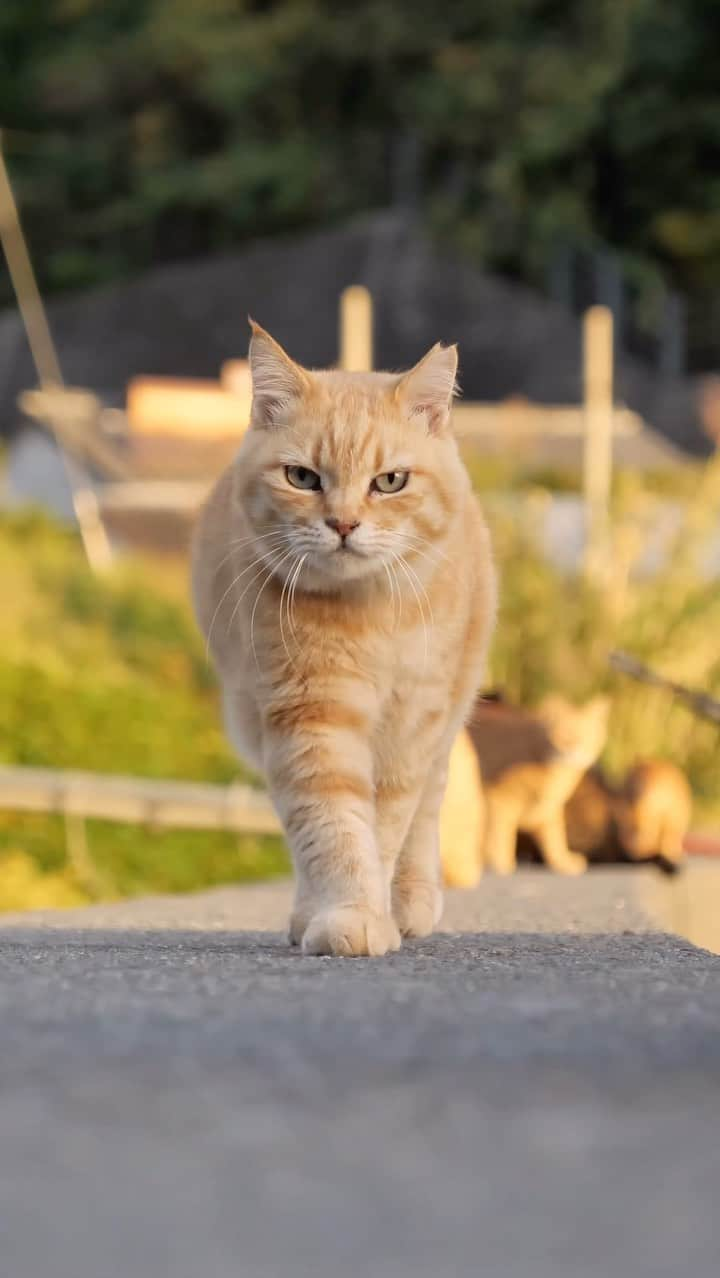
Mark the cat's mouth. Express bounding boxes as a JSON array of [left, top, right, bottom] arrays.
[[312, 539, 378, 582], [328, 539, 366, 558]]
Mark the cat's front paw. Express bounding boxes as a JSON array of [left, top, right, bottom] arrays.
[[392, 881, 443, 938], [288, 908, 309, 946], [549, 850, 588, 875], [301, 905, 401, 957], [288, 894, 315, 946]]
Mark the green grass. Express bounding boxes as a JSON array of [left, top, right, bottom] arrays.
[[0, 510, 289, 910]]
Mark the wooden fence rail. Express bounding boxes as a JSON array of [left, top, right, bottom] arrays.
[[0, 766, 281, 836]]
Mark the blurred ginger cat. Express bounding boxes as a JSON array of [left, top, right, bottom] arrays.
[[613, 760, 691, 869], [193, 322, 496, 956], [559, 759, 691, 873], [440, 695, 609, 885], [438, 729, 486, 888]]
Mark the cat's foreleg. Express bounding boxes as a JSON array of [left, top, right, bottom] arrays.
[[375, 776, 430, 904], [263, 705, 399, 956], [391, 763, 448, 938], [534, 813, 587, 875], [484, 797, 520, 875]]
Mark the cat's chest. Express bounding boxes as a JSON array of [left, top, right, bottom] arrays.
[[521, 765, 582, 822], [374, 647, 450, 756]]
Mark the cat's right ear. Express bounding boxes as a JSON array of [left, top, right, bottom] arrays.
[[395, 342, 458, 436], [248, 320, 309, 428]]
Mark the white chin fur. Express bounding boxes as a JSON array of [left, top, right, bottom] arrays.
[[305, 551, 378, 588]]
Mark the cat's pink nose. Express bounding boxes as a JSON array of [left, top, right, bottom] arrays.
[[325, 517, 359, 540]]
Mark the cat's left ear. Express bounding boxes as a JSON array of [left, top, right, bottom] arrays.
[[395, 342, 458, 435]]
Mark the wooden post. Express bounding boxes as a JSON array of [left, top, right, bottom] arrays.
[[339, 286, 373, 371], [0, 135, 113, 572], [63, 809, 104, 897], [583, 306, 614, 580], [593, 251, 624, 352]]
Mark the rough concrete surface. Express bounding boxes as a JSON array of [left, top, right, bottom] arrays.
[[1, 869, 719, 1278]]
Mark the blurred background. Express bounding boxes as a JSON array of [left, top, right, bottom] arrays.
[[1, 0, 719, 913]]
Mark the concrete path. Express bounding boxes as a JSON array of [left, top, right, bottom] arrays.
[[2, 869, 719, 1278]]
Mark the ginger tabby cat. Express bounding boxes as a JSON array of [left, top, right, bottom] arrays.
[[439, 729, 485, 889], [518, 761, 691, 873], [444, 695, 609, 881], [192, 322, 496, 956], [478, 695, 609, 875], [611, 760, 691, 870]]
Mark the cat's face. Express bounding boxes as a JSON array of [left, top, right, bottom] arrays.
[[537, 696, 610, 769], [233, 324, 465, 589]]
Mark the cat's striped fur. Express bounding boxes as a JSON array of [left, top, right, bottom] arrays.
[[192, 323, 496, 955]]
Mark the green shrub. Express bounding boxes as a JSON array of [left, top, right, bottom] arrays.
[[487, 455, 720, 812]]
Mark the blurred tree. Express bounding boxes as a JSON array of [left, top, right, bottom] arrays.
[[0, 0, 718, 365]]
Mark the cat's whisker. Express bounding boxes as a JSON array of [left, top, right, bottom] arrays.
[[393, 549, 434, 669], [381, 525, 450, 554], [387, 557, 403, 631], [225, 547, 294, 637], [223, 526, 288, 549], [388, 546, 427, 615], [275, 551, 306, 670], [383, 533, 442, 624], [400, 555, 435, 631], [391, 559, 403, 630], [381, 528, 452, 569], [287, 553, 307, 650], [277, 560, 293, 665], [278, 552, 302, 665], [390, 551, 430, 670], [206, 548, 286, 658], [404, 531, 451, 557], [382, 559, 401, 633], [397, 544, 445, 577], [382, 561, 396, 628], [406, 542, 452, 570], [213, 529, 289, 575], [206, 572, 242, 659], [250, 548, 297, 673]]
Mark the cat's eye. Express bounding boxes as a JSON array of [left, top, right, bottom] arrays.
[[372, 470, 409, 494], [285, 465, 322, 491]]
